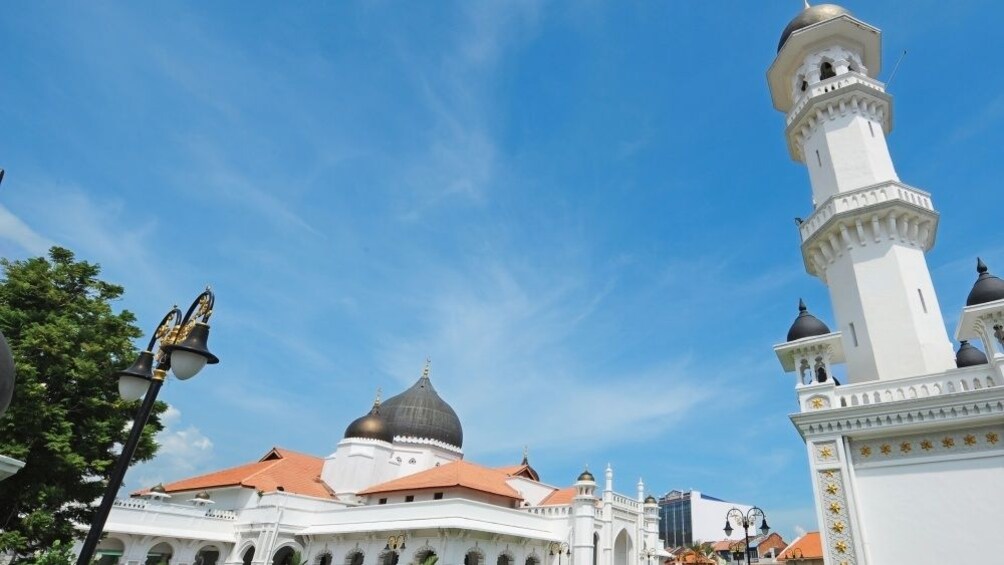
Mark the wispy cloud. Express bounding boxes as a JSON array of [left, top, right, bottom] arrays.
[[127, 405, 214, 491], [0, 204, 54, 255]]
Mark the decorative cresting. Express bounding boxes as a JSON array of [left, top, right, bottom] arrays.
[[798, 181, 939, 281]]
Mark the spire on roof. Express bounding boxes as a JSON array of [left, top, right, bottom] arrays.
[[421, 358, 431, 379], [522, 445, 529, 465], [804, 0, 811, 9], [374, 386, 382, 407]]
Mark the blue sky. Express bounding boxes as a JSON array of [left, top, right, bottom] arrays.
[[2, 0, 1003, 541]]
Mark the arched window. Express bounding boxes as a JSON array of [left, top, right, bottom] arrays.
[[146, 543, 174, 565], [415, 550, 437, 565], [464, 551, 483, 565], [380, 553, 399, 565], [820, 61, 836, 80], [525, 555, 540, 565], [243, 548, 256, 565], [273, 547, 295, 565], [315, 554, 333, 565], [496, 554, 512, 565]]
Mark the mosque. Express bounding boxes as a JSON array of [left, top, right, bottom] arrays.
[[89, 3, 1004, 565], [92, 363, 664, 565]]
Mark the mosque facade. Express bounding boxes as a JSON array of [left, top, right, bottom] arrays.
[[88, 364, 664, 565], [769, 4, 1004, 564]]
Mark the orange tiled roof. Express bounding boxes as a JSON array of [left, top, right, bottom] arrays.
[[778, 532, 822, 560], [711, 540, 737, 552], [359, 460, 522, 499], [137, 447, 334, 499], [539, 486, 576, 506]]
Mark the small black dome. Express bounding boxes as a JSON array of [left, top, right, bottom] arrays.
[[577, 468, 595, 482], [787, 299, 831, 341], [644, 495, 658, 504], [778, 4, 852, 52], [955, 341, 988, 368], [966, 258, 1004, 306], [381, 364, 463, 448], [344, 400, 393, 443]]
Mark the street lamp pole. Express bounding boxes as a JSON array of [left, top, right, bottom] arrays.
[[640, 545, 656, 565], [75, 289, 220, 565], [722, 506, 769, 565]]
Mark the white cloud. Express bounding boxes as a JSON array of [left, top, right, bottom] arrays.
[[128, 405, 215, 490], [0, 204, 55, 255]]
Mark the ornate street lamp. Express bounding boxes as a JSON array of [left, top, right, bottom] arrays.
[[76, 288, 219, 565], [385, 534, 407, 551], [722, 506, 769, 565], [549, 542, 570, 565], [640, 545, 657, 565]]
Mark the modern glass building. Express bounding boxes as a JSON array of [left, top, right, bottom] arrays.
[[657, 490, 753, 547]]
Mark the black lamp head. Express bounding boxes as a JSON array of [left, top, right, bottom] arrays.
[[759, 517, 770, 535], [163, 322, 220, 365], [116, 350, 155, 381], [724, 519, 733, 536]]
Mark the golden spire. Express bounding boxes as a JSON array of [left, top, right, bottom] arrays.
[[374, 386, 382, 407], [421, 357, 431, 379], [522, 445, 529, 464]]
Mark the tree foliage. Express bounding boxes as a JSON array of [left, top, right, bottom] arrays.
[[0, 247, 166, 554]]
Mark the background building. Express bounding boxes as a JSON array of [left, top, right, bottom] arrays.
[[657, 490, 751, 548]]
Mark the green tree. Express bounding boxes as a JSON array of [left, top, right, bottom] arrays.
[[0, 247, 166, 555]]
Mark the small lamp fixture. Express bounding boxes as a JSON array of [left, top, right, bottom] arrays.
[[115, 350, 155, 401], [723, 519, 733, 537], [759, 517, 770, 536], [163, 322, 219, 380]]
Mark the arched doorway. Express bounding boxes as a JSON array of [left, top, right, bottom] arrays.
[[273, 547, 296, 565], [146, 542, 175, 565], [414, 549, 437, 565], [524, 555, 540, 565], [464, 550, 483, 565], [343, 551, 361, 565], [379, 552, 399, 565], [195, 546, 221, 565], [496, 553, 512, 565], [593, 533, 600, 565], [95, 537, 124, 565], [613, 530, 632, 565], [242, 547, 256, 565]]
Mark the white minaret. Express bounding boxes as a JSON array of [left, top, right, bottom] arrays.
[[768, 3, 955, 382]]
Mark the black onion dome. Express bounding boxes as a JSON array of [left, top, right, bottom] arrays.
[[344, 400, 393, 443], [955, 341, 988, 368], [966, 258, 1004, 306], [577, 468, 595, 482], [778, 4, 852, 52], [787, 299, 831, 342], [381, 365, 463, 448], [644, 495, 658, 504]]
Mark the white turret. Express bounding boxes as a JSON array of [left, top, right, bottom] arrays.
[[572, 468, 598, 565], [768, 3, 955, 382], [321, 394, 396, 500]]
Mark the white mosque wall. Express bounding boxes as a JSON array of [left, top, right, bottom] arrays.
[[852, 452, 1004, 564], [507, 476, 560, 506]]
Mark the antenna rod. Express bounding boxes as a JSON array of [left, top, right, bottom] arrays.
[[886, 49, 908, 88]]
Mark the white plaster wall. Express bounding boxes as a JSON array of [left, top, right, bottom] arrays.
[[801, 113, 898, 205], [507, 477, 559, 506], [322, 438, 395, 496], [853, 454, 1004, 564], [823, 237, 954, 382]]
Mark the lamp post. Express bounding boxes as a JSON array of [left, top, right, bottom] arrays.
[[722, 506, 769, 565], [76, 288, 219, 565], [549, 542, 570, 565], [640, 545, 657, 565]]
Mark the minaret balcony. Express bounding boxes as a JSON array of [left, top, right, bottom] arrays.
[[785, 74, 892, 162], [797, 181, 939, 279]]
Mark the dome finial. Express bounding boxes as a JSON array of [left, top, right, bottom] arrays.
[[977, 257, 988, 274], [522, 445, 529, 465], [804, 0, 811, 9], [421, 357, 431, 379], [374, 386, 382, 407], [798, 298, 807, 312]]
